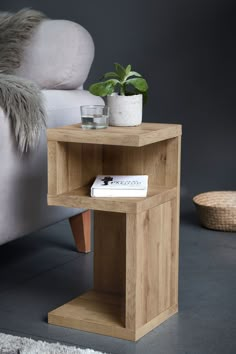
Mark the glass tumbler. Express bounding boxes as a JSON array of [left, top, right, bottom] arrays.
[[80, 105, 109, 129]]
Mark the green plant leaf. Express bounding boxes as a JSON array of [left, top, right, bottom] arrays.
[[114, 63, 126, 80], [125, 64, 131, 75], [103, 72, 120, 79], [126, 71, 142, 79], [142, 90, 148, 104], [89, 82, 110, 96], [89, 79, 119, 96], [103, 79, 120, 86], [126, 78, 148, 92]]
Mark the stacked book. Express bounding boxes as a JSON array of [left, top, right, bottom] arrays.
[[91, 175, 148, 198]]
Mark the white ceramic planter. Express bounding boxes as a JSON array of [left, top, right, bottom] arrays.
[[107, 94, 143, 126]]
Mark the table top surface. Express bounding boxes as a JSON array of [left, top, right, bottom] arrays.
[[47, 122, 182, 147]]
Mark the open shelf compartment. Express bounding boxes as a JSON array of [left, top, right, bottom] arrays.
[[48, 291, 128, 338], [47, 138, 179, 207], [48, 197, 179, 341]]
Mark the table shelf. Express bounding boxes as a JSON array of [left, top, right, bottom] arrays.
[[48, 291, 130, 339], [48, 288, 178, 341], [47, 123, 181, 147], [48, 185, 177, 213]]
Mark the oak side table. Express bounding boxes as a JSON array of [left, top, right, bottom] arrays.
[[47, 122, 182, 341]]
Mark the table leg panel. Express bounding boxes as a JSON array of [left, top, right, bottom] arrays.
[[94, 211, 126, 296], [126, 200, 178, 330]]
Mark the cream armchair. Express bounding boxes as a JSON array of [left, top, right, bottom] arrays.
[[0, 19, 103, 250]]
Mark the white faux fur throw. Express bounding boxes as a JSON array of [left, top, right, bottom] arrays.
[[0, 333, 106, 354], [0, 9, 46, 152]]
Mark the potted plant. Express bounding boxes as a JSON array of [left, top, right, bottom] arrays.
[[89, 63, 148, 126]]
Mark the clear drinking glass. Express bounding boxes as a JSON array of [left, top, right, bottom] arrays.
[[80, 105, 109, 129]]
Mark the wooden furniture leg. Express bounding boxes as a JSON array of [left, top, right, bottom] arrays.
[[69, 210, 91, 253]]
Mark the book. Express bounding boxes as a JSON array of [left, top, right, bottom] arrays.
[[91, 175, 148, 198]]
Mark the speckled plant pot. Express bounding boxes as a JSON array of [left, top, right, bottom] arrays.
[[107, 94, 143, 126]]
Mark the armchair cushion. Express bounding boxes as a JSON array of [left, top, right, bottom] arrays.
[[15, 19, 94, 90], [0, 89, 103, 245]]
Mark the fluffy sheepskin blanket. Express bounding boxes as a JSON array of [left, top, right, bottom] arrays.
[[0, 9, 46, 152]]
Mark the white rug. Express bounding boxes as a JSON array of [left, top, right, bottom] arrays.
[[0, 333, 107, 354]]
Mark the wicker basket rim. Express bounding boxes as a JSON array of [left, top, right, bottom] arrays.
[[193, 191, 236, 208]]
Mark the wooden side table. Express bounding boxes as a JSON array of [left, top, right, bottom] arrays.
[[47, 123, 182, 341]]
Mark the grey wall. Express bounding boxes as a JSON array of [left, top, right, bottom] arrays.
[[1, 0, 236, 198]]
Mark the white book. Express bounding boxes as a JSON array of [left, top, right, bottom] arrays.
[[91, 175, 148, 198]]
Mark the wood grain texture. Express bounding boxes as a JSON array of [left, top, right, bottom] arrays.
[[142, 140, 167, 187], [47, 142, 103, 196], [48, 131, 180, 205], [170, 136, 181, 306], [48, 290, 134, 341], [56, 142, 68, 194], [125, 213, 138, 330], [48, 186, 177, 214], [165, 137, 180, 187], [47, 123, 181, 147], [47, 141, 69, 194], [48, 292, 177, 341], [47, 141, 57, 195], [102, 139, 179, 188], [67, 143, 82, 191], [103, 145, 143, 176], [142, 137, 180, 187], [69, 210, 91, 253], [126, 201, 175, 330], [94, 211, 126, 295], [135, 304, 178, 340], [47, 123, 182, 341]]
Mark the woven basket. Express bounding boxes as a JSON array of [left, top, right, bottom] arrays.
[[193, 191, 236, 231]]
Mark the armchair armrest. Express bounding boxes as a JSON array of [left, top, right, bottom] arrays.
[[16, 19, 95, 90]]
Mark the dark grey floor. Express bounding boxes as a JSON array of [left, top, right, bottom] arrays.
[[0, 202, 236, 354]]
